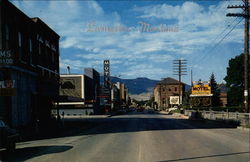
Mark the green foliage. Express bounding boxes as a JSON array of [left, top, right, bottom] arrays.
[[210, 73, 221, 106], [224, 54, 244, 106], [182, 91, 191, 107], [173, 109, 181, 113], [146, 97, 154, 107]]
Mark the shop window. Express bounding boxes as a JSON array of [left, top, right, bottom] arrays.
[[29, 39, 33, 65]]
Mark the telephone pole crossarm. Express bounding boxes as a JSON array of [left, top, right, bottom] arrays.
[[173, 59, 188, 108]]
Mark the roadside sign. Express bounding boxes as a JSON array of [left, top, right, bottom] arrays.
[[0, 80, 16, 96], [244, 90, 248, 97]]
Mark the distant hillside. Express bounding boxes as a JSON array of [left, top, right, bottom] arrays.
[[100, 76, 159, 94], [100, 76, 191, 95]]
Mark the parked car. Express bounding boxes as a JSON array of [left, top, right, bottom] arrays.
[[0, 120, 19, 151], [147, 109, 154, 114], [116, 109, 126, 115], [137, 107, 144, 112]]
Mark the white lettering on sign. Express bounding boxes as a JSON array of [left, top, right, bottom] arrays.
[[104, 60, 109, 65], [0, 80, 15, 88], [0, 59, 13, 64], [0, 50, 13, 65], [45, 40, 50, 47], [244, 90, 248, 97], [0, 50, 11, 58], [37, 35, 44, 43], [51, 44, 56, 52]]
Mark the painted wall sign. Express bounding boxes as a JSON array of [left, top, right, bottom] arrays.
[[0, 50, 14, 65]]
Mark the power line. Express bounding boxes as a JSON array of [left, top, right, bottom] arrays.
[[193, 17, 243, 65], [205, 17, 243, 56]]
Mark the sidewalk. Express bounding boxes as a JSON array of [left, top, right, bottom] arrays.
[[158, 110, 169, 115], [172, 113, 189, 119]]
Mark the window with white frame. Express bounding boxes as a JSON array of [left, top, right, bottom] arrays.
[[29, 39, 32, 52], [18, 32, 22, 47]]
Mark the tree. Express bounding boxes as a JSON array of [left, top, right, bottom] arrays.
[[182, 89, 191, 107], [224, 54, 244, 106], [146, 96, 154, 107], [210, 73, 221, 106]]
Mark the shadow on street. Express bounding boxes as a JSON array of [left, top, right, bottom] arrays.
[[159, 151, 250, 162], [0, 145, 73, 161], [18, 112, 239, 143]]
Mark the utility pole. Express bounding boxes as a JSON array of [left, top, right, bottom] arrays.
[[191, 68, 193, 86], [173, 59, 187, 108], [227, 0, 249, 113]]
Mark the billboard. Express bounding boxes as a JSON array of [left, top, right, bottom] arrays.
[[60, 76, 83, 99], [170, 96, 182, 105], [191, 81, 212, 96]]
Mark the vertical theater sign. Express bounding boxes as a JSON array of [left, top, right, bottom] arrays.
[[103, 60, 110, 88], [102, 60, 111, 110]]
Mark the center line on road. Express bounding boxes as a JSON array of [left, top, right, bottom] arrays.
[[138, 144, 142, 162]]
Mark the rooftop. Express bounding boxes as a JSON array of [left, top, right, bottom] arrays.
[[157, 77, 185, 85]]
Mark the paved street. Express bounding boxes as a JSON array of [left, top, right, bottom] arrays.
[[1, 111, 249, 162]]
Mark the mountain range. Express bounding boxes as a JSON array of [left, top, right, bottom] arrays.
[[101, 76, 191, 95]]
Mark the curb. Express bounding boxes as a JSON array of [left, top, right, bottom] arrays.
[[237, 126, 250, 131], [159, 111, 169, 115]]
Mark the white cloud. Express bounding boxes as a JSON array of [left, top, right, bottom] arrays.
[[11, 1, 245, 82], [121, 64, 170, 80]]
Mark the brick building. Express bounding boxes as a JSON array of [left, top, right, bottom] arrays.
[[0, 0, 60, 127], [154, 77, 185, 110]]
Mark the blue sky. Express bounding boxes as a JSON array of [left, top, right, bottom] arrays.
[[11, 0, 244, 84]]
